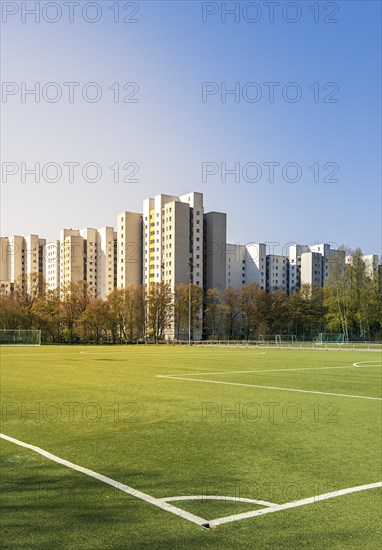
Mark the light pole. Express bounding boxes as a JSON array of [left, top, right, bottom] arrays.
[[188, 261, 193, 346]]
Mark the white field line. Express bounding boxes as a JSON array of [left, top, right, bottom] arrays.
[[161, 495, 276, 507], [0, 433, 208, 527], [158, 361, 382, 401], [1, 433, 381, 530], [158, 375, 382, 401], [208, 481, 382, 528], [353, 361, 382, 367], [160, 361, 382, 377]]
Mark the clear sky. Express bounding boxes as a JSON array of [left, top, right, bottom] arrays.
[[1, 0, 381, 255]]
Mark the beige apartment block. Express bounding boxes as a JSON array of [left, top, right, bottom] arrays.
[[0, 234, 45, 294], [143, 192, 205, 290], [116, 212, 142, 289], [58, 227, 117, 298], [142, 192, 207, 339], [60, 230, 84, 291]]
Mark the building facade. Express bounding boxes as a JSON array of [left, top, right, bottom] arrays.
[[0, 234, 45, 294]]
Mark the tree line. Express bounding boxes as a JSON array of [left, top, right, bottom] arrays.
[[0, 248, 380, 343]]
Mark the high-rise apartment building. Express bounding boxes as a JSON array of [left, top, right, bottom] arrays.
[[288, 243, 346, 291], [50, 227, 116, 299], [266, 254, 289, 293], [116, 212, 142, 289], [45, 240, 60, 292], [204, 212, 227, 294], [143, 192, 205, 289], [0, 234, 45, 294], [226, 242, 266, 290], [1, 195, 376, 307]]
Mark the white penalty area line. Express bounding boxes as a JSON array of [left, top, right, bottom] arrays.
[[158, 361, 382, 401], [161, 361, 382, 378], [0, 433, 208, 528], [207, 481, 382, 528], [158, 375, 382, 401]]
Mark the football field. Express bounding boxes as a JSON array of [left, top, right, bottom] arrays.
[[1, 346, 381, 549]]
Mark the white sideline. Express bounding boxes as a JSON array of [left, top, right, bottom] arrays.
[[208, 481, 382, 528], [158, 375, 382, 400], [161, 495, 276, 507], [0, 433, 208, 527], [160, 361, 382, 377]]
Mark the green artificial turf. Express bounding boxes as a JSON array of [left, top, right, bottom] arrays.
[[0, 346, 381, 549]]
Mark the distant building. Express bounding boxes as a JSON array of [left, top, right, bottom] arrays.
[[1, 196, 377, 311], [226, 243, 266, 290], [117, 212, 142, 289], [266, 254, 289, 293], [45, 227, 117, 299], [0, 234, 45, 294]]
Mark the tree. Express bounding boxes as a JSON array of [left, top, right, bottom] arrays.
[[269, 290, 292, 335], [61, 281, 94, 343], [222, 287, 241, 339], [78, 300, 111, 344], [174, 283, 188, 340], [32, 289, 63, 342], [289, 284, 326, 339], [239, 283, 268, 339], [204, 288, 224, 339], [174, 283, 203, 340], [0, 293, 28, 330], [324, 248, 351, 341], [14, 272, 45, 328], [147, 283, 173, 342]]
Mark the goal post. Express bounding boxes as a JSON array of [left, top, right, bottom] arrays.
[[316, 333, 345, 344], [0, 329, 41, 346], [259, 334, 297, 345]]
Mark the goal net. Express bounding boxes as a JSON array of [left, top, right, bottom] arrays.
[[259, 335, 298, 345], [316, 333, 344, 344], [0, 329, 41, 346]]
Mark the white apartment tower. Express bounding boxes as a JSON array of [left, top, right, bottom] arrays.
[[266, 254, 289, 293], [300, 251, 323, 288], [288, 243, 345, 291], [45, 241, 60, 292], [226, 243, 266, 290]]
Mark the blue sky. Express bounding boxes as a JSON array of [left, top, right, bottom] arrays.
[[1, 0, 381, 254]]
